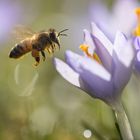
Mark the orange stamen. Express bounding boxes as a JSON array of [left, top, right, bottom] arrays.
[[79, 44, 102, 64], [93, 53, 102, 64], [134, 8, 140, 36], [79, 44, 92, 58]]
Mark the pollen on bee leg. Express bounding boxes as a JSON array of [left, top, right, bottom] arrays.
[[46, 48, 51, 54], [49, 48, 53, 53], [51, 46, 55, 53]]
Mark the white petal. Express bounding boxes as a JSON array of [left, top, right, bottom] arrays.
[[137, 51, 140, 62], [54, 58, 80, 87], [114, 31, 135, 67], [91, 22, 113, 56]]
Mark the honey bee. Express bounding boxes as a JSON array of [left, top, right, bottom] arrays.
[[9, 25, 68, 66]]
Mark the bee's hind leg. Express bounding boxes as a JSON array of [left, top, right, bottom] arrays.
[[34, 56, 40, 66], [41, 51, 46, 61], [31, 49, 40, 66]]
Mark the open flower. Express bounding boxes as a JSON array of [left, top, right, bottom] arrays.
[[54, 23, 134, 105], [54, 23, 135, 106], [54, 22, 135, 139]]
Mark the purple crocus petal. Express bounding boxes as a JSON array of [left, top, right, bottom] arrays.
[[79, 66, 113, 103], [65, 50, 114, 102], [91, 22, 113, 56], [65, 50, 111, 81], [133, 37, 140, 50], [114, 31, 135, 67], [112, 31, 135, 91], [54, 58, 80, 87], [92, 36, 113, 73], [83, 29, 95, 54], [135, 51, 140, 71], [91, 23, 113, 72], [136, 51, 140, 62]]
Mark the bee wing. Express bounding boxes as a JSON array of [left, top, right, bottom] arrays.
[[12, 25, 36, 40]]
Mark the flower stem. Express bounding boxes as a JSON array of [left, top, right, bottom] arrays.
[[112, 101, 134, 140]]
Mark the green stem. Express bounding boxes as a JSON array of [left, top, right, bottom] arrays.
[[112, 100, 134, 140]]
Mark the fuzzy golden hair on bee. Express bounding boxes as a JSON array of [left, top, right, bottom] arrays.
[[9, 26, 68, 66]]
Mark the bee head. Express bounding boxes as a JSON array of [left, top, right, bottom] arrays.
[[49, 28, 60, 47], [48, 28, 68, 47]]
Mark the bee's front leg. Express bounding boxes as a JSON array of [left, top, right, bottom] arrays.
[[41, 51, 46, 61], [31, 49, 40, 66]]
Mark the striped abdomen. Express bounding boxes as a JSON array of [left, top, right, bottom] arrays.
[[9, 40, 31, 59]]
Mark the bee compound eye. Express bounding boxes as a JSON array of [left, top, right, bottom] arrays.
[[50, 32, 56, 39]]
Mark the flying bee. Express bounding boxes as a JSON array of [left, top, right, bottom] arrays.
[[9, 25, 68, 66]]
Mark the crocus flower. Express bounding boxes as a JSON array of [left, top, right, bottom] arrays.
[[54, 23, 135, 139], [54, 22, 135, 107]]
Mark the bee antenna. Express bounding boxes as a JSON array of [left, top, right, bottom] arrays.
[[58, 29, 68, 37], [59, 33, 68, 36]]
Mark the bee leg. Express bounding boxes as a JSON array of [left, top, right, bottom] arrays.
[[34, 56, 40, 66], [51, 45, 54, 53], [41, 51, 46, 61], [46, 38, 55, 53], [31, 49, 40, 66], [50, 44, 55, 53], [47, 39, 54, 53], [48, 42, 54, 53], [53, 44, 56, 51], [47, 48, 51, 54]]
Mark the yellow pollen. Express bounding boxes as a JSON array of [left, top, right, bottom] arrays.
[[135, 8, 140, 15], [79, 44, 102, 64], [79, 44, 92, 58], [134, 8, 140, 36]]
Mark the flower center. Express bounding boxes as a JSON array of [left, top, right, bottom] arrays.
[[134, 8, 140, 36], [79, 44, 102, 64]]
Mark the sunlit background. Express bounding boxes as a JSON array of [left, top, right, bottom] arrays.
[[1, 0, 140, 139]]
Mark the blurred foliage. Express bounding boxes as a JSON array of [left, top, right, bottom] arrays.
[[0, 0, 140, 140]]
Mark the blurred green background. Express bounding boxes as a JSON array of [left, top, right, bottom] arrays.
[[1, 0, 140, 140]]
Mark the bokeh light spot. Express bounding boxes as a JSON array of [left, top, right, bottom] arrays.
[[83, 129, 92, 139]]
